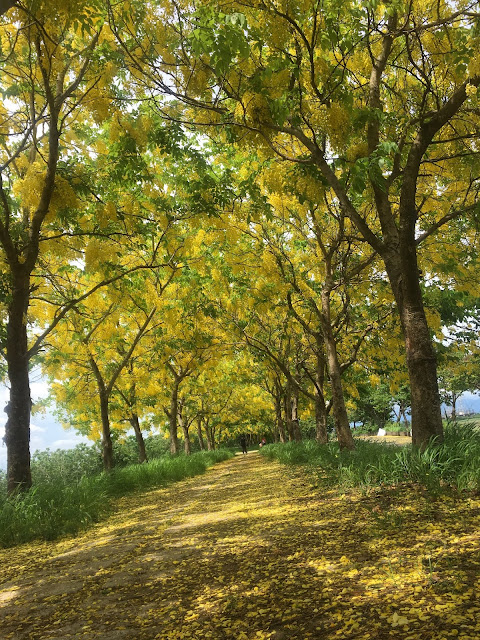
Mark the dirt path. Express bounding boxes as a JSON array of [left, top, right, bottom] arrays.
[[1, 452, 480, 640]]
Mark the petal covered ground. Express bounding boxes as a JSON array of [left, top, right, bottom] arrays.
[[1, 452, 480, 640]]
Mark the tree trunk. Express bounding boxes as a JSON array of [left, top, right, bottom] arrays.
[[320, 289, 355, 450], [315, 341, 328, 444], [205, 420, 215, 450], [385, 253, 443, 447], [129, 414, 148, 463], [315, 391, 328, 444], [89, 356, 114, 471], [178, 401, 191, 455], [99, 389, 114, 471], [196, 417, 205, 450], [182, 425, 191, 455], [5, 272, 32, 492], [451, 392, 459, 423], [274, 393, 286, 443], [284, 383, 295, 441], [169, 380, 179, 455], [291, 392, 302, 442]]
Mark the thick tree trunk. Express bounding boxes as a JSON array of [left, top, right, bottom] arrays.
[[129, 414, 148, 463], [385, 253, 443, 447], [5, 273, 32, 492], [320, 289, 355, 450]]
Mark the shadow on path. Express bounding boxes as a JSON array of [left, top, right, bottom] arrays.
[[1, 452, 480, 639]]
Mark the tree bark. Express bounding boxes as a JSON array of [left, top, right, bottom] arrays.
[[0, 1, 16, 18], [284, 383, 295, 441], [182, 425, 191, 455], [205, 420, 215, 450], [129, 413, 148, 463], [168, 379, 180, 455], [320, 288, 355, 450], [178, 401, 191, 455], [451, 392, 459, 423], [291, 390, 302, 442], [314, 341, 328, 444], [385, 252, 443, 446], [5, 271, 32, 492], [196, 417, 205, 450], [274, 391, 286, 443], [99, 388, 114, 471]]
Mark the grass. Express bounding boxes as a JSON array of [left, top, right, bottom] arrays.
[[260, 423, 480, 493], [0, 449, 233, 548]]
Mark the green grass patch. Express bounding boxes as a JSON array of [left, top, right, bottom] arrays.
[[260, 423, 480, 493], [0, 449, 233, 548]]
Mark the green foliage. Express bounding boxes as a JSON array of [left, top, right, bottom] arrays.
[[350, 382, 395, 429], [260, 424, 480, 493], [30, 443, 104, 485], [0, 449, 233, 547]]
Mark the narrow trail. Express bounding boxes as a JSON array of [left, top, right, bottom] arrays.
[[1, 452, 480, 640]]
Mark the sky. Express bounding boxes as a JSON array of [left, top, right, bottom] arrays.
[[0, 381, 90, 471]]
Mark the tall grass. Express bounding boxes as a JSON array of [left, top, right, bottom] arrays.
[[0, 449, 233, 548], [260, 423, 480, 493]]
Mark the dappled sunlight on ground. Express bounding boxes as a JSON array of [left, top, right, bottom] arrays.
[[0, 451, 479, 639]]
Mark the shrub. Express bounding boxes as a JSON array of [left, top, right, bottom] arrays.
[[260, 423, 480, 493], [0, 448, 234, 548]]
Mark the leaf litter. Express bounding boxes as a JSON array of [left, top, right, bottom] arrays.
[[0, 452, 479, 639]]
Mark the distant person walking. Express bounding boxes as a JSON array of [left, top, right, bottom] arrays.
[[240, 435, 248, 454]]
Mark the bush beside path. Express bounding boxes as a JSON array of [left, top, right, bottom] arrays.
[[1, 451, 480, 640]]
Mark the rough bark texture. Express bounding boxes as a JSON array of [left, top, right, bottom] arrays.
[[5, 273, 32, 492], [129, 414, 148, 463], [385, 252, 443, 447]]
